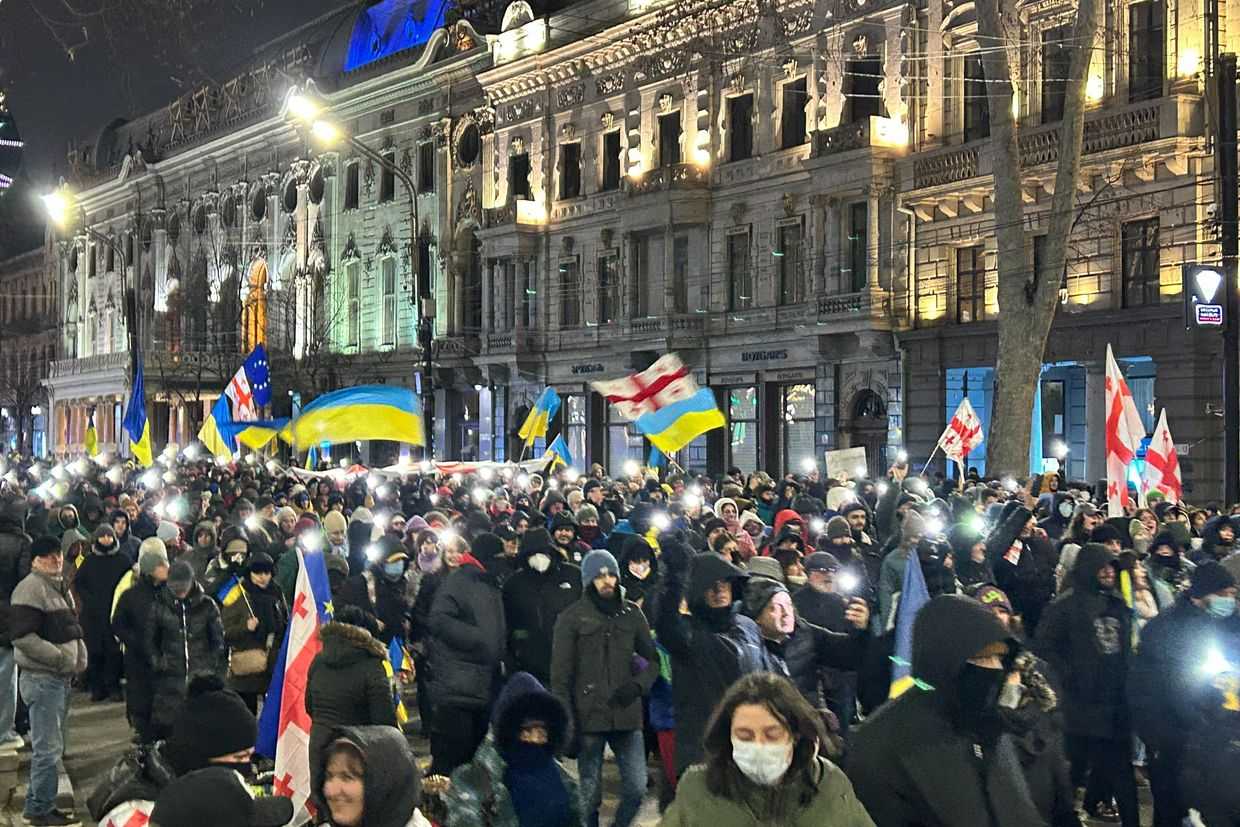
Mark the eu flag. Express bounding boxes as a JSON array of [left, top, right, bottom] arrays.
[[243, 344, 272, 408]]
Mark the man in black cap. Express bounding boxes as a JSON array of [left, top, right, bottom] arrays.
[[149, 767, 293, 827], [1130, 560, 1240, 826]]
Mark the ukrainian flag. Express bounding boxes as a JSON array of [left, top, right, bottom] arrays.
[[633, 388, 725, 455], [84, 408, 99, 458], [123, 355, 153, 467], [215, 574, 244, 607], [888, 552, 931, 699], [387, 636, 414, 726], [199, 394, 236, 461], [283, 385, 424, 450], [226, 418, 290, 452], [546, 433, 573, 468], [518, 387, 561, 445]]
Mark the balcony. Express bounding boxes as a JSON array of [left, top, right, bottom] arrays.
[[623, 163, 709, 196], [812, 116, 911, 159], [49, 351, 130, 379], [483, 199, 546, 230]]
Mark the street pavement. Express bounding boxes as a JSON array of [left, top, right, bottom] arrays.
[[2, 690, 1157, 827]]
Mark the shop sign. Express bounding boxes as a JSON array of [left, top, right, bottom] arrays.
[[570, 363, 606, 375], [741, 349, 789, 362]]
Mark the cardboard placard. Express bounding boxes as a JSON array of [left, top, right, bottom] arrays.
[[825, 446, 868, 480]]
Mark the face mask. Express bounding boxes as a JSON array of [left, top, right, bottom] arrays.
[[786, 574, 808, 587], [1058, 501, 1074, 519], [578, 525, 600, 542], [628, 560, 651, 580], [529, 553, 552, 573], [730, 739, 793, 786], [383, 561, 405, 580], [955, 663, 1006, 735], [1207, 595, 1237, 618], [1156, 553, 1181, 570]]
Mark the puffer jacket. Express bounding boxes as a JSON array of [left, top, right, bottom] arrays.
[[9, 569, 87, 676], [502, 549, 581, 685], [146, 582, 226, 727], [550, 587, 658, 734], [426, 562, 506, 710]]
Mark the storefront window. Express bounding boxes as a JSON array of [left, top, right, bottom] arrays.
[[492, 387, 507, 462], [458, 389, 480, 461], [564, 394, 588, 468], [607, 402, 645, 470], [781, 383, 816, 474], [728, 387, 758, 472]]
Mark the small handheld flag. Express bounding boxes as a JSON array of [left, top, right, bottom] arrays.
[[84, 408, 99, 458], [1104, 345, 1146, 517], [1143, 409, 1182, 504], [937, 398, 983, 464], [546, 434, 574, 468]]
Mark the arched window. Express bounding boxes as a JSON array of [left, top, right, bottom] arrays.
[[242, 259, 268, 351]]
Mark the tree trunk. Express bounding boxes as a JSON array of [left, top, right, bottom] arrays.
[[975, 0, 1101, 476]]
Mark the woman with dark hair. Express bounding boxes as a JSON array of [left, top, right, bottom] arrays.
[[661, 672, 873, 826], [319, 725, 430, 827]]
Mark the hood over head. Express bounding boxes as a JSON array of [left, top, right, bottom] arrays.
[[316, 621, 387, 667], [491, 671, 571, 755], [322, 725, 422, 827], [1071, 542, 1117, 592], [687, 552, 747, 613], [911, 594, 1013, 703]]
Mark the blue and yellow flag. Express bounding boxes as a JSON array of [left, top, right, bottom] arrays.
[[123, 354, 153, 466], [889, 553, 931, 699], [224, 418, 290, 452], [633, 388, 725, 455], [283, 385, 424, 450], [215, 573, 243, 607], [546, 434, 573, 468], [386, 637, 413, 726], [518, 387, 561, 445], [648, 445, 666, 468], [84, 408, 99, 458], [199, 394, 236, 461]]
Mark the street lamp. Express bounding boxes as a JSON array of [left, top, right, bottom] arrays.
[[282, 83, 435, 459]]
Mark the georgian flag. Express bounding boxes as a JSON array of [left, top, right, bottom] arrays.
[[937, 398, 983, 463], [1105, 344, 1147, 517], [590, 353, 698, 420], [225, 365, 257, 422], [1143, 409, 1182, 504]]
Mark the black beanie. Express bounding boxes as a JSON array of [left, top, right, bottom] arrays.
[[473, 532, 504, 563], [165, 674, 257, 773], [1188, 561, 1237, 599], [742, 575, 789, 618], [1090, 524, 1123, 546], [30, 535, 62, 558]]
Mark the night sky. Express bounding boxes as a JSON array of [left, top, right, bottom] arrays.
[[0, 0, 346, 251]]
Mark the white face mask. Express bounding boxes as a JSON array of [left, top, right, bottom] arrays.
[[730, 739, 793, 786], [529, 553, 552, 573]]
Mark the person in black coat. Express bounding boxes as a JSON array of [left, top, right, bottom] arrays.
[[1128, 561, 1240, 827], [112, 539, 170, 742], [655, 534, 783, 777], [986, 502, 1057, 636], [336, 537, 412, 644], [425, 532, 507, 775], [76, 524, 132, 701], [502, 528, 581, 686], [220, 552, 288, 713], [617, 534, 660, 623], [847, 595, 1045, 827], [1035, 542, 1137, 827]]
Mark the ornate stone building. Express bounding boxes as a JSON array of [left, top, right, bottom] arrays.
[[0, 244, 55, 454], [48, 0, 1229, 492]]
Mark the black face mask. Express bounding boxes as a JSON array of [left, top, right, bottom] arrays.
[[1156, 553, 1182, 570], [955, 663, 1006, 739], [212, 758, 252, 778]]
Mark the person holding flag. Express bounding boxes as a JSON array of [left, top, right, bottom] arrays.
[[1144, 409, 1182, 505]]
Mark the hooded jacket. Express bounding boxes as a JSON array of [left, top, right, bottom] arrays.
[[1033, 543, 1131, 739], [75, 534, 134, 650], [848, 595, 1044, 827], [655, 541, 783, 774], [502, 537, 581, 686], [319, 725, 425, 827], [0, 499, 31, 642], [184, 521, 217, 583], [616, 535, 661, 622], [986, 505, 1057, 634], [426, 560, 507, 710]]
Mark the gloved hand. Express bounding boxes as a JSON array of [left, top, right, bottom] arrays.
[[608, 682, 643, 708]]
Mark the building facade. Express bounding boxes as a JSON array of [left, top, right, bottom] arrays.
[[0, 245, 55, 455], [49, 0, 1231, 496]]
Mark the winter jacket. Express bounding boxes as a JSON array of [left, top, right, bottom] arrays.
[[986, 505, 1057, 633], [337, 568, 412, 644], [426, 562, 506, 710], [317, 725, 427, 827], [0, 502, 31, 645], [9, 569, 87, 676], [550, 587, 658, 734], [848, 595, 1046, 827], [656, 544, 783, 774], [661, 756, 874, 827], [221, 578, 288, 695], [502, 553, 581, 685], [75, 546, 133, 651], [765, 618, 866, 708], [1034, 543, 1131, 739], [184, 522, 217, 582], [444, 672, 582, 827], [112, 574, 164, 666], [146, 583, 226, 728]]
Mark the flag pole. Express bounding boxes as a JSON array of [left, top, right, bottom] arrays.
[[919, 444, 941, 476]]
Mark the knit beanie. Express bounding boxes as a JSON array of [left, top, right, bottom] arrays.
[[325, 554, 350, 578], [974, 584, 1013, 614], [826, 516, 852, 540], [742, 575, 789, 618], [804, 551, 840, 573], [275, 506, 298, 525], [900, 510, 926, 544], [168, 560, 195, 591], [472, 533, 504, 565], [31, 535, 62, 558], [93, 524, 117, 544], [1188, 561, 1237, 599], [165, 674, 257, 773], [519, 527, 555, 557], [323, 511, 348, 535], [575, 504, 600, 524], [1161, 521, 1192, 550], [581, 549, 619, 586], [1090, 524, 1123, 546], [138, 537, 169, 575]]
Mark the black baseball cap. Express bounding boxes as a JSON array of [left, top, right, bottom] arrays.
[[150, 767, 293, 827]]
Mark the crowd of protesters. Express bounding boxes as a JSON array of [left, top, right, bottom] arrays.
[[2, 448, 1240, 826]]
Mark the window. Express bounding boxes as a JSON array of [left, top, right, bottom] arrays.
[[727, 232, 752, 310], [846, 58, 883, 122], [630, 236, 649, 317], [417, 238, 433, 300], [607, 401, 645, 468], [346, 261, 361, 348], [520, 260, 537, 328], [598, 255, 618, 324], [559, 260, 580, 328], [846, 203, 868, 292], [560, 143, 582, 199], [658, 111, 682, 167], [563, 394, 588, 470], [1041, 26, 1071, 123], [778, 222, 803, 304], [601, 131, 622, 191], [379, 152, 396, 202], [418, 142, 435, 192], [672, 235, 689, 313], [106, 243, 115, 273], [344, 162, 360, 210], [1041, 378, 1065, 458], [956, 245, 987, 322], [964, 55, 990, 142], [728, 94, 754, 161], [88, 245, 96, 279], [380, 257, 397, 347], [781, 383, 816, 474], [510, 153, 532, 200], [1122, 217, 1161, 307], [728, 387, 759, 471], [780, 78, 808, 148], [1130, 1, 1165, 102]]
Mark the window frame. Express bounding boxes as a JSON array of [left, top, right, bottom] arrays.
[[658, 110, 683, 167], [559, 258, 581, 329], [777, 220, 805, 305], [963, 54, 991, 142], [601, 131, 622, 191], [727, 93, 755, 162], [1121, 216, 1161, 307], [344, 161, 361, 210], [559, 142, 582, 200], [1128, 0, 1166, 103], [727, 230, 753, 311], [417, 142, 435, 192], [956, 245, 987, 323], [380, 256, 398, 348], [780, 77, 808, 149], [379, 151, 397, 203]]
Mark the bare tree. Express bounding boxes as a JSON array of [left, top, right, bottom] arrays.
[[976, 0, 1102, 475]]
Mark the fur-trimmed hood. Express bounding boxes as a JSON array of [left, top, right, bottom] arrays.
[[316, 620, 387, 666]]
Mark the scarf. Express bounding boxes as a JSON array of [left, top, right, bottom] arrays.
[[501, 745, 572, 827]]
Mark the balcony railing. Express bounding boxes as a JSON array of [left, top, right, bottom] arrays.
[[913, 146, 980, 189], [624, 163, 709, 196], [49, 351, 130, 379], [813, 116, 911, 158]]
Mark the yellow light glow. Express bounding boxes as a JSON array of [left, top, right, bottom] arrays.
[[1178, 47, 1201, 77], [1086, 75, 1105, 102], [1010, 90, 1020, 119], [41, 191, 71, 227], [310, 120, 342, 146], [285, 92, 322, 123], [873, 117, 909, 147], [516, 199, 546, 224], [693, 147, 711, 167]]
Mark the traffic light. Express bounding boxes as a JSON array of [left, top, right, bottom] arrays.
[[1184, 263, 1227, 330]]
